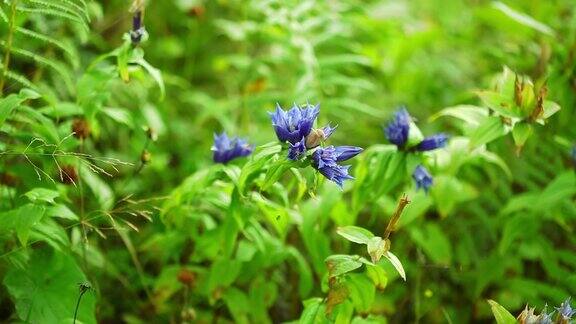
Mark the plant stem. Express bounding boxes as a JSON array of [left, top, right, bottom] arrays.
[[0, 0, 18, 95], [384, 194, 410, 240], [73, 289, 87, 324]]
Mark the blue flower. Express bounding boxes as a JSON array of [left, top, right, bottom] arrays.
[[538, 309, 553, 324], [288, 137, 306, 160], [130, 10, 145, 44], [333, 146, 363, 162], [416, 133, 449, 151], [413, 165, 433, 193], [384, 108, 411, 148], [270, 103, 320, 144], [312, 146, 354, 188], [571, 145, 576, 164], [556, 297, 575, 320], [212, 132, 253, 164]]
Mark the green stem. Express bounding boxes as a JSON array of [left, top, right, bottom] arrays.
[[0, 0, 18, 95], [73, 290, 87, 324]]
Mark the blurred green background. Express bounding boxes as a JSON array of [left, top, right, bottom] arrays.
[[1, 0, 576, 323]]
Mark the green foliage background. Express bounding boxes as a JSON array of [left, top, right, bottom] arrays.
[[0, 0, 575, 323]]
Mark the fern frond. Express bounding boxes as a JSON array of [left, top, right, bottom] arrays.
[[0, 42, 74, 92], [25, 0, 89, 25], [0, 66, 38, 91], [15, 27, 79, 68], [15, 6, 87, 31]]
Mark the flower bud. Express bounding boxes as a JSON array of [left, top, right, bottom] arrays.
[[141, 150, 151, 164], [72, 119, 91, 139], [177, 268, 196, 287], [0, 173, 18, 187], [305, 128, 325, 149]]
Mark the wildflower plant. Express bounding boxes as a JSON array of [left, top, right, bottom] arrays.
[[269, 103, 362, 188], [0, 1, 574, 323]]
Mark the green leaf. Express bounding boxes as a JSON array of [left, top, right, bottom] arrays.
[[101, 107, 134, 128], [429, 105, 488, 127], [326, 255, 373, 277], [384, 251, 406, 281], [223, 288, 250, 324], [24, 188, 60, 204], [346, 274, 375, 313], [81, 166, 114, 210], [0, 204, 46, 245], [491, 2, 555, 37], [337, 226, 374, 244], [469, 116, 508, 148], [366, 237, 386, 263], [131, 51, 166, 100], [47, 204, 79, 221], [487, 299, 516, 324], [4, 248, 96, 324], [0, 88, 40, 128], [299, 298, 329, 324], [366, 265, 388, 290], [511, 122, 532, 148], [476, 91, 521, 118]]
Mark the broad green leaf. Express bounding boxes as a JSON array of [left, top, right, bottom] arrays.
[[24, 188, 60, 204], [47, 204, 79, 221], [0, 204, 46, 245], [346, 274, 375, 313], [429, 105, 488, 127], [384, 251, 406, 281], [366, 265, 388, 290], [299, 298, 328, 324], [223, 288, 250, 324], [487, 299, 516, 324], [326, 255, 372, 277], [469, 116, 508, 148], [4, 248, 96, 324], [102, 107, 134, 128], [337, 226, 374, 244], [476, 91, 521, 118]]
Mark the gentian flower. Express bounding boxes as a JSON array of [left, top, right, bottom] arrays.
[[288, 137, 306, 160], [416, 133, 449, 151], [384, 108, 410, 148], [270, 103, 320, 144], [312, 146, 354, 188], [333, 146, 363, 162], [556, 298, 575, 320], [212, 132, 253, 164], [130, 10, 145, 44], [413, 165, 433, 193]]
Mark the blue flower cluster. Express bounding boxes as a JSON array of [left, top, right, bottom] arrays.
[[385, 108, 448, 193], [518, 297, 574, 324], [384, 107, 448, 151], [270, 103, 362, 187], [212, 132, 254, 164]]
